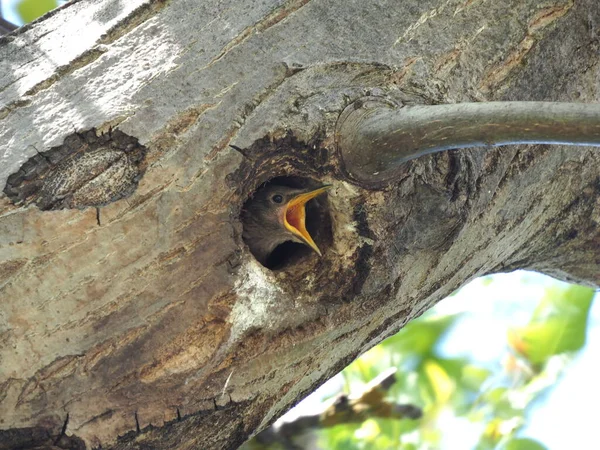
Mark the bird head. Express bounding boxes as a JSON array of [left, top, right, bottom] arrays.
[[241, 183, 331, 265]]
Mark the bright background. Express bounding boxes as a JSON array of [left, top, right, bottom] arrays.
[[269, 271, 599, 449]]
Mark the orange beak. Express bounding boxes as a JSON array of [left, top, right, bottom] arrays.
[[283, 185, 331, 256]]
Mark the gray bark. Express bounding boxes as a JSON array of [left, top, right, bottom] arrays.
[[337, 100, 600, 184], [0, 0, 599, 449]]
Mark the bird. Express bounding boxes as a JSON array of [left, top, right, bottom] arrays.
[[241, 183, 331, 266]]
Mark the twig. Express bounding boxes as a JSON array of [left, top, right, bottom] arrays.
[[251, 368, 421, 448], [229, 144, 251, 159]]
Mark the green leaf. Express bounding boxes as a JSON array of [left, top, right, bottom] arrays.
[[482, 387, 508, 406], [502, 437, 547, 450], [510, 284, 594, 364], [378, 416, 420, 438], [16, 0, 59, 24], [423, 360, 455, 403], [385, 314, 461, 357], [461, 364, 491, 391], [319, 424, 361, 450]]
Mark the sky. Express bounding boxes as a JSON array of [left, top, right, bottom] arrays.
[[279, 271, 599, 449], [437, 271, 600, 449]]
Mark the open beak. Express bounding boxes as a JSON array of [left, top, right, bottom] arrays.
[[283, 185, 331, 256]]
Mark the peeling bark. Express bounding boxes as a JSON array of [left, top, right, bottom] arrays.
[[0, 0, 599, 449]]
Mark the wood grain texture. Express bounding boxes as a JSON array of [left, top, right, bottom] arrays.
[[1, 0, 599, 448]]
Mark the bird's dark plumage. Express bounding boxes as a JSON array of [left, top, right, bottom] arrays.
[[241, 184, 330, 265]]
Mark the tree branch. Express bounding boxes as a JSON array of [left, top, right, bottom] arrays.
[[251, 368, 422, 449], [336, 97, 600, 184]]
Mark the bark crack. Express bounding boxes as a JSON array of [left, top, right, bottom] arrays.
[[53, 413, 70, 446], [480, 0, 574, 93], [0, 0, 169, 117], [205, 0, 312, 69]]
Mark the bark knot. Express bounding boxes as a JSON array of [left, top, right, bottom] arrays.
[[3, 128, 147, 210]]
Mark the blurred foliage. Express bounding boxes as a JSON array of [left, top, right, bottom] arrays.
[[508, 285, 593, 365], [1, 0, 60, 26], [16, 0, 58, 23], [316, 282, 595, 450]]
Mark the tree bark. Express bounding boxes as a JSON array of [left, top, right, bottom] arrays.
[[0, 0, 599, 449], [337, 100, 600, 184]]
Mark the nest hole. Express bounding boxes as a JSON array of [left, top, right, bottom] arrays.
[[241, 176, 333, 270]]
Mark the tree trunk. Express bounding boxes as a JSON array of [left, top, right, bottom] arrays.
[[1, 0, 598, 448]]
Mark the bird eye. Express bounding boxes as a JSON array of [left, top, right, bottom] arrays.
[[272, 194, 283, 203]]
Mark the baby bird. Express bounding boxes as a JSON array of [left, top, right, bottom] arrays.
[[241, 183, 331, 265]]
